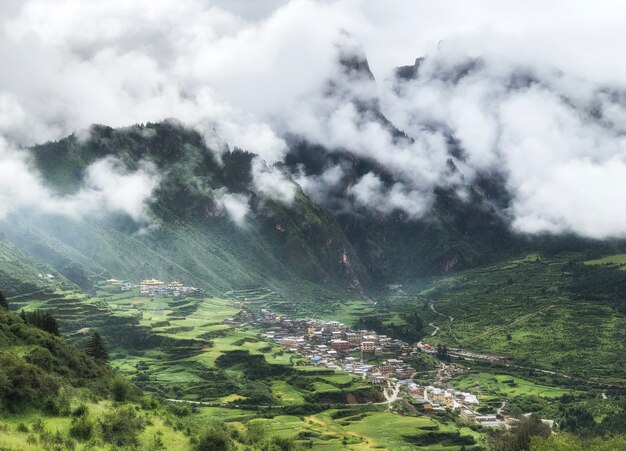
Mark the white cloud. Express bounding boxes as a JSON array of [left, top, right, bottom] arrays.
[[510, 157, 626, 239], [3, 0, 626, 237], [82, 157, 160, 222], [0, 139, 159, 222], [350, 172, 429, 218], [251, 157, 296, 204], [213, 188, 250, 227]]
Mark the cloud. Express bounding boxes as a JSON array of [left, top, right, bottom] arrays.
[[0, 138, 159, 222], [3, 0, 626, 237], [82, 157, 160, 222], [350, 172, 429, 218], [213, 188, 250, 227], [510, 157, 626, 239], [294, 164, 346, 206], [0, 0, 354, 163], [251, 157, 296, 204]]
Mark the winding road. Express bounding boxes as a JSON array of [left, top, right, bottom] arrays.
[[428, 322, 440, 336], [429, 302, 458, 341]]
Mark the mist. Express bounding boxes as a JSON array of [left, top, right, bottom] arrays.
[[1, 0, 626, 238], [0, 138, 159, 223]]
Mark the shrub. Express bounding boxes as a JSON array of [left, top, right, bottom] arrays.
[[31, 419, 45, 433], [167, 402, 192, 417], [111, 376, 135, 402], [69, 415, 94, 441], [71, 404, 89, 417], [148, 431, 166, 450], [100, 406, 146, 446], [0, 352, 59, 411], [25, 347, 55, 371], [194, 423, 234, 451], [43, 390, 72, 416], [262, 436, 303, 450]]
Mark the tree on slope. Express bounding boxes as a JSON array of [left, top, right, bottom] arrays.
[[0, 290, 7, 309], [85, 332, 108, 363]]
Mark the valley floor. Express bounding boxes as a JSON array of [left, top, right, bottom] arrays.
[[6, 250, 626, 449]]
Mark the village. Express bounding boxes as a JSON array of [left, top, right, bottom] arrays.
[[105, 278, 204, 297], [238, 307, 506, 428], [102, 279, 509, 428]]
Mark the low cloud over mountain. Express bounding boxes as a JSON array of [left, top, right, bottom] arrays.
[[0, 137, 159, 223], [2, 0, 626, 238]]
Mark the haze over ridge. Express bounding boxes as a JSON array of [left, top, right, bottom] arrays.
[[1, 0, 626, 238]]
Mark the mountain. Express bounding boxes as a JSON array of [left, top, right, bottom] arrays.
[[2, 48, 626, 309], [1, 122, 370, 308]]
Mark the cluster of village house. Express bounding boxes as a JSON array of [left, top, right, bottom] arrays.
[[253, 309, 502, 426], [105, 278, 203, 297], [406, 383, 504, 427], [256, 309, 414, 383]]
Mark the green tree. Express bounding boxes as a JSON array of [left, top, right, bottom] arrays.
[[20, 310, 60, 336], [489, 415, 551, 451], [0, 291, 7, 309], [100, 406, 146, 446], [85, 332, 108, 363], [195, 423, 233, 451]]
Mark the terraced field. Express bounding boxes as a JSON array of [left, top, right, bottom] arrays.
[[226, 287, 376, 325], [12, 285, 382, 405], [252, 410, 483, 450]]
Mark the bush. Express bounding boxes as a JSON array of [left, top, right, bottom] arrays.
[[43, 391, 71, 416], [25, 347, 55, 371], [69, 415, 94, 441], [195, 423, 234, 451], [167, 402, 192, 417], [100, 406, 146, 446], [0, 351, 60, 411], [261, 436, 303, 450], [111, 376, 135, 402], [71, 404, 89, 417]]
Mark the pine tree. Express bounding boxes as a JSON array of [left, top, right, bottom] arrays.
[[85, 332, 108, 363], [0, 291, 7, 309], [21, 310, 60, 335]]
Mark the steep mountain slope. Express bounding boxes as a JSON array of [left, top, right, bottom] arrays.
[[1, 122, 369, 303], [0, 239, 75, 297]]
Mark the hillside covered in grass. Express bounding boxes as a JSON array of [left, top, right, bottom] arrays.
[[396, 252, 626, 384]]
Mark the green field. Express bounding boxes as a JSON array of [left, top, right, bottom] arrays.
[[406, 253, 626, 383], [0, 401, 191, 451], [451, 373, 574, 399], [585, 253, 626, 269], [248, 409, 482, 450]]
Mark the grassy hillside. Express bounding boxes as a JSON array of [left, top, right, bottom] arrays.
[[0, 295, 311, 450], [392, 252, 626, 383], [0, 239, 75, 297], [0, 306, 112, 413]]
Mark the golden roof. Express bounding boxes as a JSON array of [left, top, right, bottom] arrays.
[[141, 279, 164, 285]]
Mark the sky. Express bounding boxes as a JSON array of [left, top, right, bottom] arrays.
[[1, 0, 626, 238]]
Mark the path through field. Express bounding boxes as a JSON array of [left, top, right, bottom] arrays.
[[430, 302, 458, 341]]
